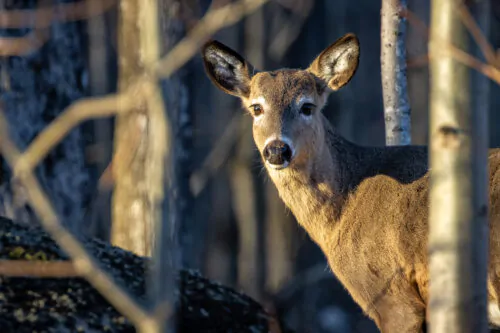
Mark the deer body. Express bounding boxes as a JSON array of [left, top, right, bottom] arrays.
[[201, 34, 500, 332]]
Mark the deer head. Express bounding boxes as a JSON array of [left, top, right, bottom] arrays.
[[201, 33, 360, 172]]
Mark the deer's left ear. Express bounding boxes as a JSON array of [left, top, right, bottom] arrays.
[[307, 33, 360, 91]]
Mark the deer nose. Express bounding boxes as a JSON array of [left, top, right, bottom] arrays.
[[263, 140, 293, 167]]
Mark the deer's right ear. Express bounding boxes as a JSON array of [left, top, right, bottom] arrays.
[[202, 40, 253, 98]]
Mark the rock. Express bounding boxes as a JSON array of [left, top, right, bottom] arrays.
[[0, 216, 290, 333]]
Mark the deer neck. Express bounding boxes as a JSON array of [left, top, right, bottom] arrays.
[[265, 116, 362, 248]]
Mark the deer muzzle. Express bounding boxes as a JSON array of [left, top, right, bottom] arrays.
[[263, 140, 293, 169]]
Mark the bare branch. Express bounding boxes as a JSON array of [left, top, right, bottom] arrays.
[[0, 0, 117, 56], [0, 260, 78, 278], [154, 0, 269, 78], [0, 1, 277, 331], [14, 93, 136, 178], [457, 3, 497, 66], [189, 112, 243, 197], [0, 0, 117, 28], [403, 8, 500, 84], [0, 29, 50, 56], [268, 0, 314, 61], [0, 110, 152, 329]]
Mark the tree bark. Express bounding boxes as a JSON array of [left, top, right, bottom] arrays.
[[407, 0, 429, 145], [428, 0, 488, 332], [381, 0, 411, 146], [469, 1, 491, 332], [112, 0, 153, 256], [229, 6, 267, 301], [0, 1, 91, 231]]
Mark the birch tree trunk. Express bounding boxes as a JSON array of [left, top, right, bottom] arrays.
[[381, 0, 411, 146], [428, 0, 488, 331]]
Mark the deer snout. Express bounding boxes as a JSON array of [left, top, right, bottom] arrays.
[[263, 140, 293, 169]]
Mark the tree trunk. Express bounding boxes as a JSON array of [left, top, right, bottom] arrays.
[[159, 0, 193, 271], [428, 0, 488, 332], [0, 2, 91, 231], [407, 0, 429, 145], [84, 0, 116, 240], [229, 6, 266, 301], [381, 0, 411, 146], [112, 0, 153, 256], [469, 1, 491, 332]]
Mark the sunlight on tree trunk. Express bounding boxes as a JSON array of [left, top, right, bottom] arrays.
[[428, 0, 488, 332], [381, 0, 411, 146], [112, 0, 158, 256]]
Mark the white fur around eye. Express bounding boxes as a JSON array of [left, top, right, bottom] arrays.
[[297, 96, 315, 120], [250, 96, 267, 120]]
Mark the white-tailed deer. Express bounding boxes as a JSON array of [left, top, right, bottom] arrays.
[[201, 33, 500, 332]]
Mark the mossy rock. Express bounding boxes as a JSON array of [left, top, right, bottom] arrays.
[[0, 216, 289, 333]]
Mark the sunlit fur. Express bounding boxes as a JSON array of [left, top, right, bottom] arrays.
[[202, 34, 500, 333]]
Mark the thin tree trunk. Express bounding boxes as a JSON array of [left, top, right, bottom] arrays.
[[112, 0, 158, 256], [469, 1, 491, 332], [114, 0, 174, 332], [428, 0, 488, 331], [381, 0, 411, 146], [407, 0, 429, 145], [85, 0, 114, 240], [159, 0, 193, 271], [229, 6, 266, 302]]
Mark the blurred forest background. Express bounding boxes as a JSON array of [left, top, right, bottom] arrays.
[[0, 0, 499, 332]]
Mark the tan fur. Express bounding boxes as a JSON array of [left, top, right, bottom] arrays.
[[201, 33, 500, 332]]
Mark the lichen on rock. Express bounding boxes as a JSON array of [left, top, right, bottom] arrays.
[[0, 216, 289, 333]]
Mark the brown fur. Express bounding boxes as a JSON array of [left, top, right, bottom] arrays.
[[201, 33, 500, 332]]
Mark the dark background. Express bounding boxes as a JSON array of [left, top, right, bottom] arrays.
[[0, 1, 499, 332]]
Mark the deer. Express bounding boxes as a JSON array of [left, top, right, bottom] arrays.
[[200, 33, 500, 332]]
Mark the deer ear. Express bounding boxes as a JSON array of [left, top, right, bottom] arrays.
[[202, 40, 253, 98], [308, 33, 360, 91]]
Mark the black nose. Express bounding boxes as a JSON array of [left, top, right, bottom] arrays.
[[263, 140, 292, 166]]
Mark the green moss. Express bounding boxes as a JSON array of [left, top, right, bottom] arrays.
[[8, 246, 26, 259], [8, 247, 49, 261]]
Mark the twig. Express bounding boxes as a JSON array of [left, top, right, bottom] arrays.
[[268, 0, 313, 61], [97, 0, 271, 194], [189, 112, 244, 197], [407, 53, 429, 68], [0, 260, 78, 278], [2, 0, 272, 191], [0, 0, 117, 56], [0, 29, 50, 56], [0, 110, 152, 329], [154, 0, 269, 78], [457, 3, 497, 66], [0, 0, 117, 28], [0, 1, 276, 331], [403, 8, 500, 85], [14, 93, 137, 179]]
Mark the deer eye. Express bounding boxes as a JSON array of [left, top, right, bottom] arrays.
[[300, 103, 315, 116], [250, 104, 263, 116]]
